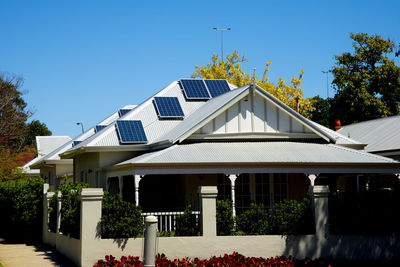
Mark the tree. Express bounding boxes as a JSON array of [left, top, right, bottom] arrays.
[[0, 73, 51, 180], [330, 33, 400, 125], [192, 51, 314, 117], [0, 74, 30, 151], [24, 120, 52, 148], [307, 96, 332, 128]]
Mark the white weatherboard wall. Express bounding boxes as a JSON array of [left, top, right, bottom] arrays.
[[196, 92, 311, 135]]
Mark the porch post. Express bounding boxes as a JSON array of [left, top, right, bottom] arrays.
[[134, 174, 142, 206], [118, 176, 123, 197], [307, 173, 319, 186], [227, 174, 238, 218]]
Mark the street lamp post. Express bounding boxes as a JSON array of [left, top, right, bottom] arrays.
[[76, 122, 84, 134], [213, 27, 231, 60], [322, 70, 329, 98]]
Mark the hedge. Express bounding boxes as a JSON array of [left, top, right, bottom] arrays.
[[0, 178, 44, 241], [99, 192, 143, 238]]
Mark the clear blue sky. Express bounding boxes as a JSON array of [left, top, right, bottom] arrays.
[[1, 0, 399, 138]]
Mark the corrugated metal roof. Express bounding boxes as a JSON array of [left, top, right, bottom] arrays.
[[31, 108, 123, 167], [36, 136, 71, 156], [116, 142, 397, 166], [338, 116, 400, 153], [72, 81, 237, 149]]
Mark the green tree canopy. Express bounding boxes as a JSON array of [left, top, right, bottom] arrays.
[[330, 32, 400, 125], [191, 51, 314, 117]]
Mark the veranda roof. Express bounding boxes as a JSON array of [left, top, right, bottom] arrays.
[[112, 142, 400, 174]]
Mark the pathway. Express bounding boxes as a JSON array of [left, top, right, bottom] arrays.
[[0, 238, 75, 267]]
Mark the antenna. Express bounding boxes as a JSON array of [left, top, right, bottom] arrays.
[[213, 27, 231, 60], [322, 70, 329, 98]]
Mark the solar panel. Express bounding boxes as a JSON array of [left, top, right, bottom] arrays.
[[95, 125, 107, 133], [116, 120, 147, 144], [180, 79, 211, 100], [72, 141, 81, 147], [205, 79, 231, 97], [153, 97, 184, 119], [118, 109, 132, 117]]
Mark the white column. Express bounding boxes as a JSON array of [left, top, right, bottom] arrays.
[[118, 176, 123, 197], [134, 175, 142, 206], [197, 186, 218, 237], [307, 173, 319, 186], [80, 188, 104, 267], [227, 174, 238, 218]]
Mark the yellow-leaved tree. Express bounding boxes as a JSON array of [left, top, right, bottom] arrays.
[[191, 51, 314, 117]]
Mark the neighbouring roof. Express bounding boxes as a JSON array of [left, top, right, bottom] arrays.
[[338, 116, 400, 153], [30, 105, 135, 168], [116, 142, 397, 166], [36, 136, 72, 156]]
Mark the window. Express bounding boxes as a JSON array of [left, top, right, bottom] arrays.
[[108, 177, 119, 195], [255, 173, 270, 207], [273, 173, 288, 204], [217, 174, 231, 201], [235, 174, 251, 214]]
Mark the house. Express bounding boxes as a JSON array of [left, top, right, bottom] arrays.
[[337, 116, 400, 160], [21, 136, 72, 177], [336, 116, 400, 191], [30, 105, 136, 190], [57, 79, 400, 215]]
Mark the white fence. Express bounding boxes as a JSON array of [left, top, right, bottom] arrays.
[[42, 185, 400, 267]]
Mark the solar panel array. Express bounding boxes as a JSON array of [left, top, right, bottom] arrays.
[[72, 141, 82, 147], [118, 109, 132, 117], [180, 79, 211, 100], [180, 79, 231, 100], [153, 97, 184, 119], [204, 79, 230, 97], [116, 120, 147, 144], [95, 125, 107, 133]]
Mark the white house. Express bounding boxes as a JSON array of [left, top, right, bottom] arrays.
[[56, 79, 400, 215], [30, 105, 136, 190], [22, 136, 71, 177]]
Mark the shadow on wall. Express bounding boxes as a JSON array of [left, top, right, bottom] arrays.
[[284, 235, 400, 260], [95, 219, 130, 250]]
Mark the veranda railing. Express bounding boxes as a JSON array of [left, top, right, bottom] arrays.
[[141, 211, 200, 232]]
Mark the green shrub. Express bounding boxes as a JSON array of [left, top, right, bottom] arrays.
[[236, 203, 269, 235], [0, 178, 44, 241], [175, 205, 199, 236], [100, 192, 143, 238], [59, 182, 88, 238], [46, 182, 88, 238], [235, 199, 313, 236], [216, 199, 234, 235], [268, 198, 313, 235]]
